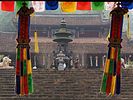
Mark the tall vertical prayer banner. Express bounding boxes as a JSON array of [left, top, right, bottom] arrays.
[[100, 3, 128, 96], [1, 1, 14, 12], [60, 2, 76, 13], [16, 2, 34, 96]]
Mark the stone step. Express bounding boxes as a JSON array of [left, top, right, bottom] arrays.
[[0, 68, 133, 99]]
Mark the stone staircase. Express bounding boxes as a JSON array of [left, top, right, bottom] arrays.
[[0, 68, 133, 100]]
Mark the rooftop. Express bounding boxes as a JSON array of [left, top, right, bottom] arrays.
[[0, 33, 132, 54], [30, 15, 108, 26]]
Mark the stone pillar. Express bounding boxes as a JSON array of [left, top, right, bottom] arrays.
[[76, 27, 79, 38], [90, 56, 93, 67], [95, 56, 98, 67], [42, 53, 46, 68], [84, 53, 87, 67], [45, 53, 48, 68], [47, 54, 51, 69], [128, 55, 132, 65], [124, 55, 127, 63], [81, 53, 84, 67], [102, 55, 106, 68], [48, 26, 51, 38]]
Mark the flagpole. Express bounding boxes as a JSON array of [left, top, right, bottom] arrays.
[[42, 53, 45, 67]]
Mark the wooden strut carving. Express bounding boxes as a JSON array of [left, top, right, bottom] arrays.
[[16, 2, 34, 96], [100, 3, 128, 96]]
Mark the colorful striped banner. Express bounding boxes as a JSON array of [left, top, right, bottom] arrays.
[[121, 2, 133, 9], [1, 1, 14, 12], [32, 1, 45, 12], [16, 2, 34, 96], [45, 1, 58, 10], [100, 4, 128, 96], [92, 2, 104, 10], [15, 1, 29, 11], [60, 2, 77, 13], [105, 2, 116, 11], [77, 2, 91, 10]]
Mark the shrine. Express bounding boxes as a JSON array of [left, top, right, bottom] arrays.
[[52, 18, 73, 70]]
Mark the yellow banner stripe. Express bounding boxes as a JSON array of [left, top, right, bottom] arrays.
[[60, 2, 77, 13], [104, 59, 110, 73], [111, 75, 116, 96], [110, 47, 115, 59], [23, 48, 27, 60], [27, 59, 32, 74]]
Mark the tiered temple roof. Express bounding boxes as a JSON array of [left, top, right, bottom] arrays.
[[0, 33, 132, 54], [30, 14, 109, 26]]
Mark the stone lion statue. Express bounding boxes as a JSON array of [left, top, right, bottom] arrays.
[[121, 58, 133, 69], [0, 56, 14, 69]]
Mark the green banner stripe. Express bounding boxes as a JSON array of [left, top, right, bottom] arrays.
[[109, 59, 114, 74], [23, 60, 27, 75], [101, 74, 107, 93], [17, 48, 20, 60], [28, 74, 33, 93], [118, 48, 121, 60]]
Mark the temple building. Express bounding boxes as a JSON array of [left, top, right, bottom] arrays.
[[1, 2, 133, 99], [0, 11, 133, 68]]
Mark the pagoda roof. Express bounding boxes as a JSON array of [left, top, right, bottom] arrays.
[[0, 33, 132, 54], [30, 15, 109, 26]]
